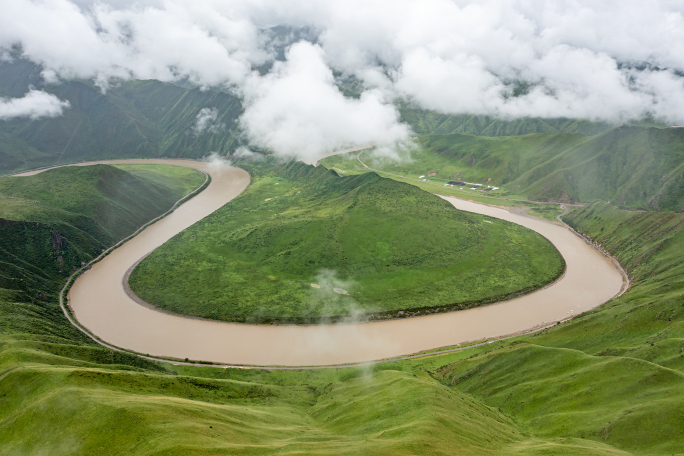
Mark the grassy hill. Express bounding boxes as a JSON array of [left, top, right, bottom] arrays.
[[129, 160, 563, 323], [0, 59, 243, 173], [1, 199, 681, 456], [323, 125, 684, 210], [435, 201, 684, 455], [0, 164, 205, 302], [1, 162, 683, 454]]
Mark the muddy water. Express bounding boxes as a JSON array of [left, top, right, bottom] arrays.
[[22, 159, 624, 366]]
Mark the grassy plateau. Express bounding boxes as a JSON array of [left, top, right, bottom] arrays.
[[129, 160, 564, 323]]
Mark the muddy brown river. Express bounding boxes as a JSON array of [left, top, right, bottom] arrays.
[[15, 159, 625, 366]]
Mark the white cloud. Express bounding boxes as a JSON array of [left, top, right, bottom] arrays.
[[0, 0, 266, 88], [239, 42, 410, 162], [3, 0, 684, 157], [0, 90, 70, 120]]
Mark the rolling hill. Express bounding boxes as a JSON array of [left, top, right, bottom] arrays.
[[0, 164, 205, 303], [1, 182, 682, 454]]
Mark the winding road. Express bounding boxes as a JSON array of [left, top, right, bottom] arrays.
[[15, 158, 625, 367]]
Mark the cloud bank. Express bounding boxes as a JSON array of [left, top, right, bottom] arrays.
[[2, 0, 684, 157], [239, 42, 409, 162], [0, 90, 70, 120]]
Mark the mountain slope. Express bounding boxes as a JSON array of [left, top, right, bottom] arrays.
[[347, 126, 684, 210], [436, 201, 684, 455], [0, 59, 243, 173], [399, 105, 618, 137], [0, 164, 205, 300]]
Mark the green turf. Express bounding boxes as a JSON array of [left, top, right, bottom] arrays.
[[129, 161, 564, 323], [432, 201, 684, 455], [321, 150, 538, 208]]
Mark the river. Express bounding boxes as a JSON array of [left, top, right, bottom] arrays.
[[14, 158, 625, 367]]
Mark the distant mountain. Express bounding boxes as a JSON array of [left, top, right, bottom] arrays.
[[0, 59, 243, 173], [0, 56, 672, 181], [400, 105, 617, 137], [418, 125, 684, 210]]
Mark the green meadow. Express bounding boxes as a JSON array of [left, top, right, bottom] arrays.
[[129, 160, 564, 323], [322, 125, 684, 211], [1, 161, 683, 455]]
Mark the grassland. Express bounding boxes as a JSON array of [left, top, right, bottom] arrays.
[[129, 160, 564, 323], [0, 164, 205, 306], [322, 125, 684, 211], [321, 149, 550, 208], [434, 201, 684, 455], [2, 161, 684, 454]]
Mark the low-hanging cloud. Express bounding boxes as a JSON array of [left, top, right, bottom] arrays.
[[192, 108, 225, 136], [239, 42, 410, 162], [0, 90, 70, 120], [3, 0, 684, 158]]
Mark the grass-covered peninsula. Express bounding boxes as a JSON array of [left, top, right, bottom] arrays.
[[129, 161, 564, 323]]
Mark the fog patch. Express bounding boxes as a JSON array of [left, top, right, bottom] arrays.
[[201, 151, 232, 173], [308, 269, 369, 323], [232, 146, 261, 160], [364, 140, 417, 168], [305, 269, 396, 377], [192, 107, 225, 136]]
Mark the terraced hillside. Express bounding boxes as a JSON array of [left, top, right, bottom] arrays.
[[129, 160, 564, 323]]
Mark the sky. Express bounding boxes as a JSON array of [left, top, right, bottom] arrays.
[[2, 0, 684, 159]]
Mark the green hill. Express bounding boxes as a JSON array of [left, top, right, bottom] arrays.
[[0, 59, 243, 173], [128, 160, 563, 323], [436, 201, 684, 455], [0, 164, 205, 302], [324, 125, 684, 210], [1, 195, 681, 455], [398, 103, 619, 137]]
